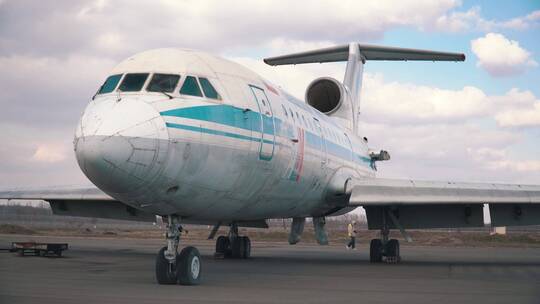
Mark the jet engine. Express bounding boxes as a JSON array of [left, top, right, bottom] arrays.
[[305, 77, 346, 114]]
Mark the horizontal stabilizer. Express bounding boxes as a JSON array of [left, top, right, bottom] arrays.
[[264, 43, 465, 66]]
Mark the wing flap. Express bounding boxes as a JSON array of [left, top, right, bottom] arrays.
[[364, 204, 485, 229], [0, 186, 156, 222], [0, 186, 114, 201], [49, 199, 156, 222], [349, 178, 540, 206]]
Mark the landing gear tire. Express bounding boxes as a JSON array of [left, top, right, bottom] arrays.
[[385, 239, 400, 263], [242, 236, 251, 259], [216, 236, 251, 259], [231, 237, 244, 258], [215, 236, 229, 254], [156, 247, 178, 285], [177, 246, 202, 285], [369, 239, 383, 263]]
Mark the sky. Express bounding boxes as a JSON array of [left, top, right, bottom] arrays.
[[0, 0, 539, 189]]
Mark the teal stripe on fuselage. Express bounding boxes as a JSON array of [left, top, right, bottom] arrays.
[[161, 105, 275, 136], [161, 105, 372, 167], [303, 129, 371, 165], [165, 122, 274, 144]]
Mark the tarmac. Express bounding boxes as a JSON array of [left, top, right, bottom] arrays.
[[0, 234, 539, 304]]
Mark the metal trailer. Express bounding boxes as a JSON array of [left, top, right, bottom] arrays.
[[11, 242, 68, 257]]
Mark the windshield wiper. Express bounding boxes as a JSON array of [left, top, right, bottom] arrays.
[[159, 91, 174, 99]]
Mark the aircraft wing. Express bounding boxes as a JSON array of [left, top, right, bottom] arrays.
[[347, 178, 540, 229], [0, 186, 156, 222]]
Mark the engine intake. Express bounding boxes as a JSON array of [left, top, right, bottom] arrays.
[[305, 77, 345, 114]]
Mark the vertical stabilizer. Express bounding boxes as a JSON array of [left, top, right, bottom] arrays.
[[343, 43, 365, 134]]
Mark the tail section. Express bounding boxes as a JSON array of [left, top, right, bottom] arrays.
[[343, 43, 364, 133], [264, 43, 465, 134]]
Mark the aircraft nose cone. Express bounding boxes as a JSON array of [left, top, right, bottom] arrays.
[[74, 97, 169, 194]]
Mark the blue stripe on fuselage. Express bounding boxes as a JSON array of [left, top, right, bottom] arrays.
[[165, 122, 274, 144], [161, 105, 275, 135], [160, 105, 372, 167]]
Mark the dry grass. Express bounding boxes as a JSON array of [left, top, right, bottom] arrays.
[[0, 224, 37, 235], [2, 224, 540, 248]]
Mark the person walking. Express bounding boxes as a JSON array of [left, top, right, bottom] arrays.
[[346, 221, 357, 250]]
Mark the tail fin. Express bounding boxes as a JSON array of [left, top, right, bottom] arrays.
[[264, 43, 465, 134]]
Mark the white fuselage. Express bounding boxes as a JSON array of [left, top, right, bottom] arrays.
[[74, 48, 375, 222]]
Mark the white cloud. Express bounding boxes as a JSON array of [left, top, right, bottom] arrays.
[[0, 54, 116, 126], [0, 123, 89, 187], [496, 10, 540, 31], [362, 122, 533, 182], [436, 6, 483, 32], [435, 6, 540, 32], [496, 103, 540, 128], [0, 0, 463, 59], [94, 32, 126, 54], [527, 10, 540, 21], [489, 88, 537, 107], [471, 33, 537, 77], [31, 144, 68, 163], [487, 160, 540, 172], [468, 147, 540, 173], [361, 74, 489, 123]]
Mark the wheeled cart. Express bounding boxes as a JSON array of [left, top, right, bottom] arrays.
[[11, 242, 68, 257]]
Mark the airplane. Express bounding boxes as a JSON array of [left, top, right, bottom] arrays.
[[1, 42, 540, 286]]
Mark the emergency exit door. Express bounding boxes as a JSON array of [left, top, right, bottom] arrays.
[[249, 85, 275, 161]]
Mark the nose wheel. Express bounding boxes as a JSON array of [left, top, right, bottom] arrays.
[[156, 215, 201, 285]]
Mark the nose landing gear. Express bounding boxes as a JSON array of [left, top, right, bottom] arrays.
[[155, 215, 201, 285]]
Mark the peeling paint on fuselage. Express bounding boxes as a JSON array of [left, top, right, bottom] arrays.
[[75, 48, 375, 221]]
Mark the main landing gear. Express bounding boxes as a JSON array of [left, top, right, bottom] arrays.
[[214, 223, 251, 259], [369, 207, 402, 263], [155, 215, 201, 285]]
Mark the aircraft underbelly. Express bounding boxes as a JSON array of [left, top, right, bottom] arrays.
[[152, 138, 330, 220]]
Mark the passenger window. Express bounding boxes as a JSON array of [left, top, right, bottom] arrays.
[[119, 73, 149, 92], [282, 105, 288, 117], [180, 76, 203, 97], [199, 77, 220, 99], [147, 73, 180, 93], [289, 109, 295, 122], [98, 74, 122, 94]]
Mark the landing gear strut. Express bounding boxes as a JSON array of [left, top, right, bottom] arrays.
[[215, 223, 251, 259], [369, 207, 401, 263], [155, 215, 202, 285]]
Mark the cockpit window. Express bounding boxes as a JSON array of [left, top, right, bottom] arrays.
[[199, 77, 220, 99], [180, 76, 203, 97], [98, 74, 122, 94], [118, 73, 149, 92], [147, 73, 180, 93]]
